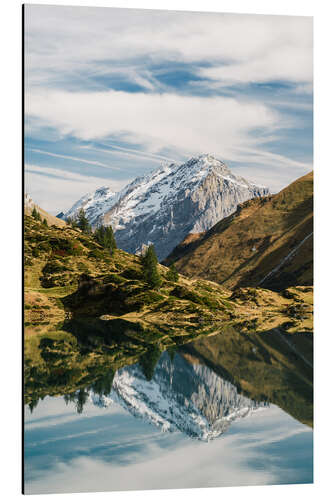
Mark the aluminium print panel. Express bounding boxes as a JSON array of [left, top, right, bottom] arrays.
[[23, 4, 313, 495]]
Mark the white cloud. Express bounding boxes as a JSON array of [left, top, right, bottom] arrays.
[[200, 47, 312, 85], [24, 6, 313, 203], [25, 7, 312, 88], [27, 89, 279, 161], [26, 88, 312, 190]]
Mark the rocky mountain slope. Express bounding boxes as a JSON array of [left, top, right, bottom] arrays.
[[91, 352, 266, 441], [61, 155, 269, 260], [165, 171, 313, 291], [60, 186, 116, 224]]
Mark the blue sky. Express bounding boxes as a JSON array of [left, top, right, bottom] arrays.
[[24, 6, 313, 213]]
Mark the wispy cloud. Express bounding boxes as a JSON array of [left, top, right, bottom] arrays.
[[79, 142, 177, 165], [28, 148, 118, 170], [25, 7, 312, 91], [25, 164, 129, 213]]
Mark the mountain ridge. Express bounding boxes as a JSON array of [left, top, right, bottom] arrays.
[[61, 154, 269, 260]]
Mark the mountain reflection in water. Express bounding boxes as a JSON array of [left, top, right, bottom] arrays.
[[90, 351, 267, 440], [24, 326, 313, 493]]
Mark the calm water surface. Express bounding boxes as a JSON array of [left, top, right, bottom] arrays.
[[24, 336, 313, 494]]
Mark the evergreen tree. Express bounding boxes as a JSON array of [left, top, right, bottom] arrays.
[[31, 206, 41, 221], [90, 370, 115, 397], [28, 398, 39, 414], [66, 216, 78, 229], [166, 263, 179, 282], [139, 345, 162, 381], [42, 218, 48, 227], [75, 388, 89, 414], [77, 208, 91, 234], [142, 244, 162, 289], [94, 225, 117, 254]]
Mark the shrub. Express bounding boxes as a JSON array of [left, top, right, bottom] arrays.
[[166, 263, 179, 282], [88, 249, 105, 260], [170, 285, 204, 305], [125, 290, 164, 310], [77, 262, 89, 272], [121, 268, 143, 280], [49, 237, 83, 257], [103, 273, 126, 284], [40, 276, 56, 288], [38, 241, 52, 253], [78, 237, 98, 250], [42, 260, 68, 275]]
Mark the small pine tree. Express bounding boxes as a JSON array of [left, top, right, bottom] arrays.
[[166, 263, 179, 282], [28, 398, 39, 414], [75, 389, 89, 414], [42, 218, 48, 227], [77, 208, 91, 234], [94, 225, 117, 255], [31, 206, 42, 221], [91, 370, 115, 397], [139, 346, 162, 381], [66, 216, 78, 229], [142, 244, 162, 289]]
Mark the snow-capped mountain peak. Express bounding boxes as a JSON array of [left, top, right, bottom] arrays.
[[62, 154, 269, 259], [64, 186, 116, 224]]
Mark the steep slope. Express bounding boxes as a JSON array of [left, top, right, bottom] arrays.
[[62, 186, 116, 225], [25, 194, 67, 228], [24, 208, 313, 340], [165, 171, 313, 291], [181, 327, 313, 427], [62, 154, 269, 260]]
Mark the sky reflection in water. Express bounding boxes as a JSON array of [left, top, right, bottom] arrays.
[[24, 354, 313, 495]]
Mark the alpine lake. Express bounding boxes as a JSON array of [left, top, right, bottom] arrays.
[[24, 319, 313, 494]]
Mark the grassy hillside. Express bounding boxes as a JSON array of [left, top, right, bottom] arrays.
[[181, 327, 313, 427], [24, 200, 67, 228], [24, 212, 313, 337], [165, 171, 313, 291], [24, 207, 313, 409]]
